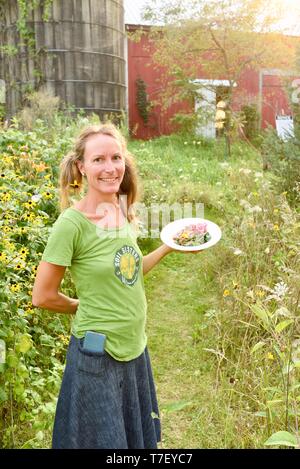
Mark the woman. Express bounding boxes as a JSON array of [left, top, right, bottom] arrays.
[[32, 123, 176, 449]]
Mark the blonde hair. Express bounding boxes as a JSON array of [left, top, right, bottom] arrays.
[[59, 123, 139, 222]]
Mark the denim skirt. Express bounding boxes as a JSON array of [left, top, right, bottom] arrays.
[[52, 335, 161, 449]]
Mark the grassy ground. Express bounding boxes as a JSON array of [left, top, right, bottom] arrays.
[[145, 246, 218, 448], [3, 127, 298, 449], [132, 136, 259, 448], [129, 135, 299, 449]]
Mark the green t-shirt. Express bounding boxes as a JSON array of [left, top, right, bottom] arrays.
[[41, 207, 147, 361]]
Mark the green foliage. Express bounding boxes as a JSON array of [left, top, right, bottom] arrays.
[[170, 111, 199, 135], [0, 109, 97, 448], [241, 104, 260, 142], [134, 134, 300, 447], [261, 127, 300, 205], [15, 0, 53, 54], [0, 0, 55, 121], [264, 431, 298, 448], [135, 77, 152, 125]]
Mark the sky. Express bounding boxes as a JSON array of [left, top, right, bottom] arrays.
[[124, 0, 150, 24], [124, 0, 300, 35]]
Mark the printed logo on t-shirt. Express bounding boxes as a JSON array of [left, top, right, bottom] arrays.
[[114, 245, 140, 286]]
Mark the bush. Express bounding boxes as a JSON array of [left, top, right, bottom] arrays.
[[261, 127, 300, 206], [241, 104, 260, 142], [16, 91, 61, 131]]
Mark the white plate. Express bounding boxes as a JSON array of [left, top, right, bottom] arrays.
[[160, 218, 222, 252]]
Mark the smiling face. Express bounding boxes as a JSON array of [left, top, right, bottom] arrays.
[[77, 133, 126, 200]]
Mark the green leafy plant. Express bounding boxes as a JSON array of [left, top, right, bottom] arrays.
[[135, 77, 152, 125], [241, 104, 260, 142]]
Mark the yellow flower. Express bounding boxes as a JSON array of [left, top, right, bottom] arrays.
[[232, 281, 239, 289], [273, 208, 279, 214], [10, 283, 21, 292], [42, 191, 53, 199], [33, 162, 48, 172], [252, 192, 259, 197], [1, 191, 11, 202], [19, 246, 29, 255], [69, 180, 80, 189], [281, 191, 287, 196], [223, 289, 231, 297], [3, 155, 13, 164], [23, 201, 36, 210], [256, 290, 265, 298], [266, 352, 274, 361], [0, 252, 7, 263], [58, 334, 70, 346], [3, 226, 12, 233], [3, 240, 14, 250], [273, 224, 280, 231]]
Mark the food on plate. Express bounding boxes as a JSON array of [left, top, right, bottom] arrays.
[[173, 222, 211, 246]]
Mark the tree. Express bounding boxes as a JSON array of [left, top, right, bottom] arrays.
[[132, 0, 299, 155]]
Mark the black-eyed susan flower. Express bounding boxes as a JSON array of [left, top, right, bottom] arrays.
[[69, 180, 80, 189], [42, 191, 53, 199], [1, 191, 11, 202], [23, 201, 36, 210], [19, 246, 29, 257]]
